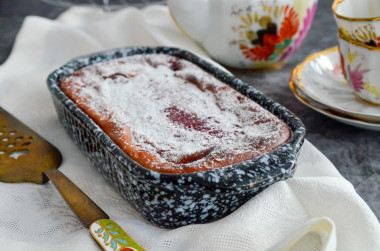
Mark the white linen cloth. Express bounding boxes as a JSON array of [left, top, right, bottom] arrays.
[[0, 5, 379, 251]]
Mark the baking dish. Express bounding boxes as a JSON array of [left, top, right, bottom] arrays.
[[47, 47, 305, 228]]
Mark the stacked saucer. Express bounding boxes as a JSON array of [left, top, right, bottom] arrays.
[[289, 47, 380, 131]]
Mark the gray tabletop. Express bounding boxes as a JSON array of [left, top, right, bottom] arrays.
[[1, 0, 379, 222]]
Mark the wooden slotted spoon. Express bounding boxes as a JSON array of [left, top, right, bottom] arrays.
[[0, 106, 144, 251]]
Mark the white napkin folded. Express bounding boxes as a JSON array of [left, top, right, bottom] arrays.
[[0, 5, 379, 251]]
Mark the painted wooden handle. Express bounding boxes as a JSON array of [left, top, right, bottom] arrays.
[[44, 169, 145, 250], [90, 219, 145, 251]]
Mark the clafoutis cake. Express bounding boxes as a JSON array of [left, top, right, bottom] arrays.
[[48, 47, 305, 228]]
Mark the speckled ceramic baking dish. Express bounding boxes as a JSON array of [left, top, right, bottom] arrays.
[[47, 47, 305, 228]]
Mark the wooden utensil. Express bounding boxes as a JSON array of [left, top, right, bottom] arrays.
[[0, 106, 144, 251]]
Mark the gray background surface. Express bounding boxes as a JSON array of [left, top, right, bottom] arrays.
[[0, 0, 379, 221]]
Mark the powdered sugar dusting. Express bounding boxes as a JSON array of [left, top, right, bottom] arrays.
[[60, 54, 290, 171]]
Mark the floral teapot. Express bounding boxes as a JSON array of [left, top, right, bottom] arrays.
[[168, 0, 318, 69]]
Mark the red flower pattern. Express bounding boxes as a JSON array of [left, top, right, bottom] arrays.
[[281, 2, 317, 60], [240, 33, 279, 60], [277, 5, 300, 41], [240, 5, 300, 61]]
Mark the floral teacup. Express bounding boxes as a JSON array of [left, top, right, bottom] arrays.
[[338, 32, 380, 105], [168, 0, 318, 69], [332, 0, 380, 47]]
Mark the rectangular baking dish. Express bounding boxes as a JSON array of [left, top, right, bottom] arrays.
[[47, 47, 305, 228]]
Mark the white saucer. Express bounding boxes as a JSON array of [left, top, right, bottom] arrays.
[[289, 80, 380, 131], [292, 47, 380, 123]]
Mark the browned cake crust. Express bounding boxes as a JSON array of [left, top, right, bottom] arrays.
[[59, 54, 291, 174]]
